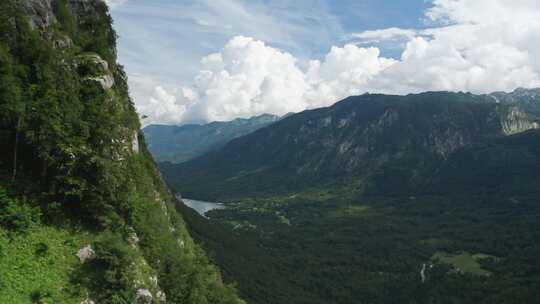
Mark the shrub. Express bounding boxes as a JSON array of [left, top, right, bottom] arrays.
[[30, 289, 55, 304], [76, 232, 136, 303], [35, 242, 49, 257], [0, 188, 40, 232]]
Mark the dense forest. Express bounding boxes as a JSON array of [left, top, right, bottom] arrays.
[[0, 0, 243, 303], [164, 93, 540, 303]]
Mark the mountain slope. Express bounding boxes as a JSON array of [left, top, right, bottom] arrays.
[[489, 87, 540, 116], [144, 114, 280, 163], [160, 91, 539, 200], [0, 1, 243, 303], [162, 92, 540, 304]]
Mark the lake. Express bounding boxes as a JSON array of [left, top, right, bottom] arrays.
[[181, 198, 226, 218]]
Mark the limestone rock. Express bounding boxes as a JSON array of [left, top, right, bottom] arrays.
[[501, 106, 539, 135], [89, 75, 115, 90], [128, 231, 140, 247], [16, 0, 55, 30], [77, 245, 95, 263], [156, 290, 167, 303], [136, 289, 153, 304], [53, 34, 74, 49], [132, 131, 140, 153], [77, 54, 115, 90], [80, 298, 95, 304]]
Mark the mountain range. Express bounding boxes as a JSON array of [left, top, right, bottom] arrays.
[[144, 114, 281, 163], [160, 90, 540, 200], [158, 88, 540, 304]]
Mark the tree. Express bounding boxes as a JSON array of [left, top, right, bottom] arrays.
[[0, 44, 23, 181]]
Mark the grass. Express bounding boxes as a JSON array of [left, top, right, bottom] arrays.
[[418, 238, 454, 249], [432, 251, 495, 276], [329, 205, 371, 218], [0, 226, 94, 303]]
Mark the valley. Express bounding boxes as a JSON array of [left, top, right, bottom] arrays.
[[160, 91, 540, 304]]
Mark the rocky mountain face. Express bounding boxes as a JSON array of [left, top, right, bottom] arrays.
[[488, 87, 540, 116], [0, 1, 243, 303], [144, 114, 281, 163], [160, 92, 540, 200], [15, 0, 56, 29]]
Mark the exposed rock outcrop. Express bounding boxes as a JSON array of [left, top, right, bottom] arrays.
[[76, 54, 115, 90], [89, 74, 115, 90], [132, 131, 140, 153], [136, 289, 153, 304], [500, 106, 539, 135], [16, 0, 55, 30], [156, 290, 167, 302], [80, 298, 95, 304], [77, 245, 95, 263]]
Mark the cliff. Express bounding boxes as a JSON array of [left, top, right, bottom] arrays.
[[0, 0, 244, 303]]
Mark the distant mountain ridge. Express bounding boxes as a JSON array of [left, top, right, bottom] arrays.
[[488, 87, 540, 116], [159, 91, 540, 200], [144, 114, 281, 163]]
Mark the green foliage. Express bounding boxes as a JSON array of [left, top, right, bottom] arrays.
[[432, 251, 494, 276], [0, 226, 92, 303], [161, 93, 540, 303], [125, 151, 244, 304], [0, 2, 244, 303], [71, 0, 117, 64], [52, 0, 77, 36], [76, 232, 136, 303], [179, 192, 540, 304], [0, 187, 40, 232]]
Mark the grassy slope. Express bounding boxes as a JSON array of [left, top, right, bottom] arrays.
[[432, 252, 494, 276], [0, 227, 93, 303]]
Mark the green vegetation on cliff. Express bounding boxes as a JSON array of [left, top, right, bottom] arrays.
[[0, 0, 244, 303]]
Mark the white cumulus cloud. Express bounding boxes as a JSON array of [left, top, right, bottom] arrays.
[[136, 86, 187, 125], [181, 36, 310, 123], [138, 0, 540, 125]]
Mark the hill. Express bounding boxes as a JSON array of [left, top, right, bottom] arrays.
[[144, 114, 280, 163]]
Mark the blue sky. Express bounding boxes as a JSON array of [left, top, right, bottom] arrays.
[[106, 0, 540, 125], [111, 0, 427, 82]]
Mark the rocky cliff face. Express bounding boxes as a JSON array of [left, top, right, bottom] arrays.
[[15, 0, 56, 30], [500, 106, 539, 135], [489, 87, 540, 116]]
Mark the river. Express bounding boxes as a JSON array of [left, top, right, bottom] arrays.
[[181, 198, 226, 218]]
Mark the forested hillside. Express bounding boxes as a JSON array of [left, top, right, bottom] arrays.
[[162, 92, 540, 304], [0, 0, 244, 303], [144, 114, 280, 163]]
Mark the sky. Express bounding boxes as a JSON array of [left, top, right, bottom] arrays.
[[105, 0, 540, 126]]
